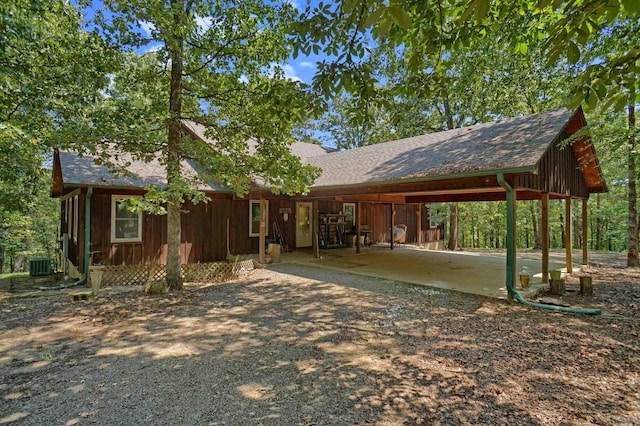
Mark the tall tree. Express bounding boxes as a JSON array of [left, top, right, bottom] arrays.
[[1, 0, 110, 187], [627, 100, 638, 265], [88, 0, 319, 289]]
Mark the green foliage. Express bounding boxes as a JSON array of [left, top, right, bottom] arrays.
[[1, 0, 114, 158], [0, 168, 58, 273], [83, 0, 320, 204]]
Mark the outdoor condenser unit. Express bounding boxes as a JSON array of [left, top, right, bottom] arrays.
[[29, 258, 53, 277]]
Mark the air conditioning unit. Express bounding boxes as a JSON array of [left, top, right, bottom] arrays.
[[29, 258, 53, 276]]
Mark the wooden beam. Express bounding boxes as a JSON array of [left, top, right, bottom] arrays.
[[259, 197, 266, 263], [582, 198, 588, 266], [406, 190, 543, 204], [312, 200, 319, 258], [320, 194, 406, 203], [416, 205, 422, 246], [541, 193, 549, 284], [390, 203, 395, 250], [308, 174, 505, 198], [565, 197, 573, 274], [60, 188, 81, 202], [356, 201, 361, 254]]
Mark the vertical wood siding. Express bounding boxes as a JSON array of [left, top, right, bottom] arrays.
[[517, 134, 589, 198], [394, 204, 419, 244]]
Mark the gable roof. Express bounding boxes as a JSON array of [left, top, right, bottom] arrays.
[[307, 108, 594, 189], [54, 150, 231, 192], [52, 121, 336, 194], [52, 108, 606, 198], [181, 119, 336, 163]]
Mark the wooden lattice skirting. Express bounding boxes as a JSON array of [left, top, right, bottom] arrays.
[[101, 258, 253, 286]]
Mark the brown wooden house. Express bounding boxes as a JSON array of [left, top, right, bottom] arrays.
[[50, 107, 605, 285]]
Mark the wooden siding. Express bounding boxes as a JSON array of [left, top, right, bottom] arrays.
[[228, 197, 298, 255], [67, 190, 450, 272], [517, 134, 589, 198], [359, 202, 392, 244], [394, 204, 419, 244], [86, 193, 235, 270]]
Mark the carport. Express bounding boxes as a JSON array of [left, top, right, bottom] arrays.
[[293, 107, 607, 297], [279, 246, 567, 299]]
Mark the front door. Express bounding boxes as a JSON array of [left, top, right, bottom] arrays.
[[296, 202, 313, 248]]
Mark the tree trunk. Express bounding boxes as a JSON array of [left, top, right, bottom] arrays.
[[560, 212, 566, 248], [531, 201, 541, 249], [628, 101, 639, 266], [165, 4, 185, 290], [0, 245, 5, 274], [13, 255, 25, 273], [573, 200, 581, 249], [448, 203, 458, 251], [595, 193, 602, 250]]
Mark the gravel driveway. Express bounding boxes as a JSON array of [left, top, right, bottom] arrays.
[[1, 263, 638, 425]]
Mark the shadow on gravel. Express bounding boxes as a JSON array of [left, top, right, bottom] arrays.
[[1, 265, 638, 425]]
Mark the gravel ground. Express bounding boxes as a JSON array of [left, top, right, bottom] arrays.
[[1, 260, 639, 425]]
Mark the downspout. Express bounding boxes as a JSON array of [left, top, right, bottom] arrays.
[[40, 187, 93, 290], [496, 174, 601, 315]]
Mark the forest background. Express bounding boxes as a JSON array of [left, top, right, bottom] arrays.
[[1, 0, 638, 277]]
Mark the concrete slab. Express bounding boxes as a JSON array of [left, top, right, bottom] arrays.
[[277, 245, 567, 299]]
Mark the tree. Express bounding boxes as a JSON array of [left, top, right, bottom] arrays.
[[293, 0, 639, 113], [86, 1, 319, 289], [1, 0, 112, 179]]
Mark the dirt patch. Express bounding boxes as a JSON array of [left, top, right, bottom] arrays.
[[1, 260, 639, 425]]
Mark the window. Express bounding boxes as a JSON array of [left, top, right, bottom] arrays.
[[111, 195, 143, 242], [249, 200, 268, 237], [343, 203, 356, 231]]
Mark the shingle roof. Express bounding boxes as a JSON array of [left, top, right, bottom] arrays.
[[58, 150, 230, 192], [307, 108, 574, 189], [181, 119, 336, 163], [56, 108, 596, 194], [58, 121, 336, 190]]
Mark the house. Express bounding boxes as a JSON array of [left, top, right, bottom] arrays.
[[50, 107, 606, 286]]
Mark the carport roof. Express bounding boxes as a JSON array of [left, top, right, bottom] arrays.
[[306, 108, 602, 191]]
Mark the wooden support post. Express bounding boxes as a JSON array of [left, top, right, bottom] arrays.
[[390, 203, 395, 250], [499, 174, 517, 299], [416, 204, 422, 246], [259, 196, 266, 263], [356, 202, 361, 254], [512, 189, 518, 290], [582, 198, 588, 266], [565, 197, 573, 274], [312, 200, 319, 258], [541, 193, 549, 284]]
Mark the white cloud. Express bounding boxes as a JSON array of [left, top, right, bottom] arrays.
[[144, 44, 163, 54], [195, 16, 213, 33], [280, 64, 302, 82], [138, 20, 155, 37], [299, 61, 315, 69], [239, 75, 249, 84]]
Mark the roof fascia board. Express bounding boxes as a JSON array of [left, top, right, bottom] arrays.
[[309, 166, 536, 194]]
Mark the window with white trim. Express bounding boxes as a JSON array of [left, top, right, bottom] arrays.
[[249, 200, 268, 237], [111, 195, 143, 243]]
